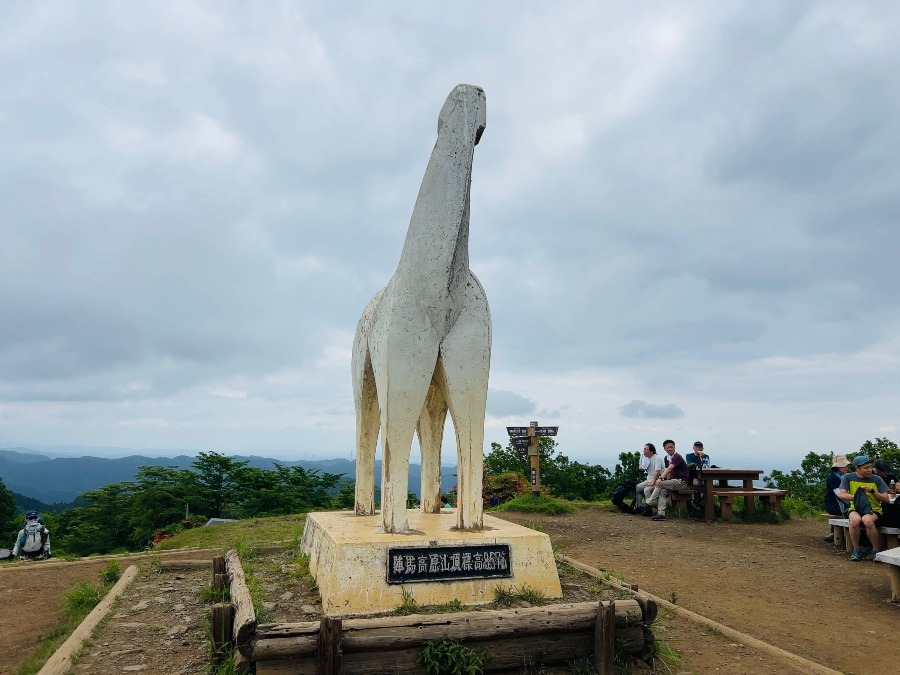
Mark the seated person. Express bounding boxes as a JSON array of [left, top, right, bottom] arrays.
[[11, 510, 51, 560], [646, 440, 690, 521], [839, 455, 889, 561], [635, 443, 664, 506], [685, 441, 711, 469], [823, 454, 849, 542], [873, 459, 897, 488]]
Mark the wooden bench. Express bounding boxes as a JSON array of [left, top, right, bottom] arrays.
[[828, 518, 900, 552], [667, 489, 695, 515], [874, 548, 900, 602], [709, 488, 787, 518]]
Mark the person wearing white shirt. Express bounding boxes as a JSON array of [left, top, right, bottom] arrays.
[[635, 443, 664, 506]]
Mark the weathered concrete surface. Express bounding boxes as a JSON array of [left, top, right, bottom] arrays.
[[352, 84, 491, 533], [300, 510, 562, 615]]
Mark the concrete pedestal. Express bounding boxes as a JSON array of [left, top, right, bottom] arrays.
[[300, 510, 562, 616]]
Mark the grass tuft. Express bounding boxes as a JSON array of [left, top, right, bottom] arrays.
[[517, 584, 547, 604], [492, 584, 517, 607], [492, 494, 574, 515], [395, 586, 419, 615]]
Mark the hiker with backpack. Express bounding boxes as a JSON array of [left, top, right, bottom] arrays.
[[11, 510, 52, 561]]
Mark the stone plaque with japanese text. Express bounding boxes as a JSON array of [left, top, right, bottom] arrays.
[[386, 544, 512, 584]]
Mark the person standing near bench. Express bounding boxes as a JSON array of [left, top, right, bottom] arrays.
[[646, 439, 689, 521], [823, 454, 850, 542], [839, 455, 890, 561]]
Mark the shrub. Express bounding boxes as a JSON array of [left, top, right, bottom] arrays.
[[483, 471, 525, 505]]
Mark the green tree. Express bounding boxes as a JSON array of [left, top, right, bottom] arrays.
[[0, 477, 17, 546], [484, 438, 611, 501], [333, 481, 356, 510], [763, 452, 832, 507], [610, 451, 644, 486], [191, 452, 247, 518], [856, 437, 900, 468], [56, 482, 136, 555], [764, 437, 900, 509]]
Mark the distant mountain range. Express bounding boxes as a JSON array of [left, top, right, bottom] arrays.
[[0, 448, 458, 505]]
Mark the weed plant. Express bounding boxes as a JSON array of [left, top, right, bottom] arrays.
[[199, 584, 231, 604], [517, 585, 547, 604], [395, 587, 419, 615], [418, 636, 489, 675], [492, 585, 517, 606]]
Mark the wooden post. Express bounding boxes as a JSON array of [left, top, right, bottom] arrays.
[[211, 603, 235, 662], [213, 556, 227, 591], [529, 421, 540, 497], [317, 616, 342, 675], [594, 600, 615, 675]]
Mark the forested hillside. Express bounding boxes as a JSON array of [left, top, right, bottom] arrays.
[[0, 448, 455, 504]]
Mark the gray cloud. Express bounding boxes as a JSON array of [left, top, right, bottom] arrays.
[[0, 2, 898, 465], [619, 400, 685, 420], [487, 389, 537, 418]]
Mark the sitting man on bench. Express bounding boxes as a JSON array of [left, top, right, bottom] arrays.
[[839, 455, 890, 561], [646, 439, 689, 522], [635, 443, 664, 509]]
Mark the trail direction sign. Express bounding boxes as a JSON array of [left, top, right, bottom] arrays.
[[511, 437, 530, 454], [506, 421, 561, 496]]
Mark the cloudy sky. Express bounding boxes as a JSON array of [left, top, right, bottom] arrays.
[[2, 2, 898, 471]]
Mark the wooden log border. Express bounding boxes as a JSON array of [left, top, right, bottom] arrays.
[[225, 548, 258, 657], [250, 598, 655, 674]]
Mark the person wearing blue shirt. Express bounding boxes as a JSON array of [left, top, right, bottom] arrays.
[[685, 441, 710, 469]]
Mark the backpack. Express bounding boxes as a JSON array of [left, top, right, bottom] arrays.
[[611, 480, 637, 514], [687, 488, 706, 519], [22, 520, 47, 553]]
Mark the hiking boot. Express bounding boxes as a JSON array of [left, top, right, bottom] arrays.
[[651, 514, 667, 521], [823, 533, 834, 543], [850, 548, 863, 562]]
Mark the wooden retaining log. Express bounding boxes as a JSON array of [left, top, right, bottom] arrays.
[[250, 600, 656, 667], [225, 548, 258, 656], [595, 600, 615, 675], [211, 602, 235, 663], [213, 555, 227, 591]]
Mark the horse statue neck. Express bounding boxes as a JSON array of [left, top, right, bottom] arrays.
[[395, 85, 486, 331]]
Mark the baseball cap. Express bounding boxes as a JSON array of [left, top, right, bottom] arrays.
[[693, 441, 703, 448], [852, 455, 872, 467]]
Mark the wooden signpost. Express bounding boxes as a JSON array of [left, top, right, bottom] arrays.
[[507, 422, 559, 497]]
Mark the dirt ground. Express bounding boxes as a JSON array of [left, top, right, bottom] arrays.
[[499, 507, 900, 674], [1, 510, 898, 674], [0, 558, 112, 674]]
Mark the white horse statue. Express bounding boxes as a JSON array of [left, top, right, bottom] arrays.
[[351, 84, 491, 533]]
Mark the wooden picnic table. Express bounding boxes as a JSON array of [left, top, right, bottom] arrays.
[[699, 468, 763, 521]]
